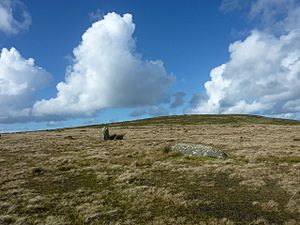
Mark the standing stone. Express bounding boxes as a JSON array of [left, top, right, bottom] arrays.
[[101, 126, 110, 141]]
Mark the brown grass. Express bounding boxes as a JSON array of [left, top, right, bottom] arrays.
[[0, 115, 299, 224]]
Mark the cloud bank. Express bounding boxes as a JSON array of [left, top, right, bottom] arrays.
[[0, 48, 51, 123], [193, 0, 300, 118], [0, 0, 31, 34], [33, 12, 172, 118], [130, 105, 170, 118]]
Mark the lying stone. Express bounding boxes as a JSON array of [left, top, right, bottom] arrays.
[[109, 134, 124, 140], [170, 143, 228, 159], [115, 134, 124, 140]]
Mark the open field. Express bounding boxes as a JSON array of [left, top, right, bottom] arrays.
[[0, 114, 300, 224]]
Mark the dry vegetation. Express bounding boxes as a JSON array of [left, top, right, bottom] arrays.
[[0, 114, 300, 225]]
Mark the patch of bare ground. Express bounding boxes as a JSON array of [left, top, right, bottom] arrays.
[[0, 115, 299, 224]]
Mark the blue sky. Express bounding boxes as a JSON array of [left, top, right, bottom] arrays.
[[1, 0, 300, 132]]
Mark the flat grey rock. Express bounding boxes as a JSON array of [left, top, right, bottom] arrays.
[[171, 143, 228, 159]]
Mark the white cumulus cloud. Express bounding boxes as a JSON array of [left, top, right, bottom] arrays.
[[0, 47, 51, 123], [33, 12, 172, 118], [193, 1, 300, 118], [0, 0, 31, 34], [193, 30, 300, 116]]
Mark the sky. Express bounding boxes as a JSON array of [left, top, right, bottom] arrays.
[[0, 0, 300, 132]]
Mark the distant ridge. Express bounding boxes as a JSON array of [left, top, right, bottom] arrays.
[[82, 114, 300, 129]]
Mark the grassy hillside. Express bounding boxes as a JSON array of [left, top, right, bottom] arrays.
[[108, 114, 300, 126], [0, 115, 299, 224]]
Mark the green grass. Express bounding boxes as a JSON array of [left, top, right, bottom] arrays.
[[25, 170, 99, 194], [20, 154, 298, 224]]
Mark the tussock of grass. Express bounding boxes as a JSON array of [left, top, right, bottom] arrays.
[[257, 156, 300, 164], [64, 135, 76, 140]]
